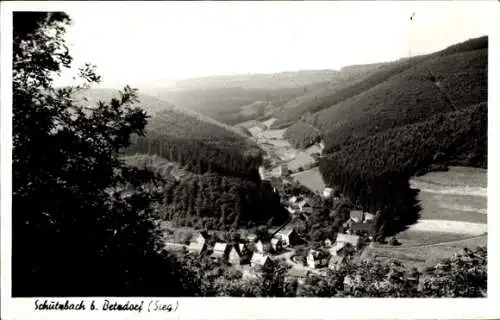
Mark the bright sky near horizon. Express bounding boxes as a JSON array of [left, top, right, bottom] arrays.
[[47, 1, 494, 89]]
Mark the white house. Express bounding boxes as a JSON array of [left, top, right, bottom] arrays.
[[322, 187, 334, 199], [335, 233, 360, 248], [324, 238, 332, 247], [187, 232, 208, 254], [276, 227, 300, 247], [258, 166, 265, 180], [211, 242, 228, 259], [328, 241, 347, 256], [228, 247, 241, 266], [328, 255, 346, 271], [286, 206, 297, 214], [350, 210, 364, 223], [306, 249, 330, 269], [250, 253, 274, 268], [255, 240, 264, 254]]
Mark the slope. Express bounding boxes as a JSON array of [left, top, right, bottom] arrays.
[[123, 154, 289, 230], [318, 47, 487, 152], [74, 89, 264, 179], [275, 36, 487, 131], [319, 102, 487, 236]]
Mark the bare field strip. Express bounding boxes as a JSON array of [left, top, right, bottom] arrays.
[[290, 167, 326, 193], [407, 219, 487, 235], [393, 229, 471, 247]]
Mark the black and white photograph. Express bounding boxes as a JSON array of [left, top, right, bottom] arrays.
[[1, 0, 498, 318]]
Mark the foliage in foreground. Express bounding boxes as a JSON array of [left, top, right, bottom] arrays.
[[177, 246, 486, 297], [12, 11, 200, 296]]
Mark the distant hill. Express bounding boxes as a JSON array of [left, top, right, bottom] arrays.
[[270, 62, 389, 127], [74, 88, 263, 179], [144, 68, 385, 126], [171, 69, 341, 90], [144, 86, 308, 125]]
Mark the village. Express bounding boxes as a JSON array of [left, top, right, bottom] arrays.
[[163, 117, 391, 286]]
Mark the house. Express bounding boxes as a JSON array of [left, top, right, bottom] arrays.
[[286, 268, 310, 284], [306, 249, 330, 269], [322, 187, 334, 199], [350, 222, 374, 235], [335, 233, 360, 248], [270, 238, 283, 252], [276, 227, 301, 247], [364, 213, 375, 222], [228, 247, 241, 266], [324, 238, 332, 247], [187, 240, 206, 254], [187, 231, 208, 254], [286, 206, 297, 214], [255, 240, 264, 254], [328, 255, 346, 271], [211, 242, 229, 259], [278, 163, 288, 177], [247, 233, 257, 243], [328, 242, 347, 256], [350, 210, 364, 223], [250, 252, 273, 268]]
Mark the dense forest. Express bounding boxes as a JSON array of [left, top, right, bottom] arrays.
[[318, 48, 487, 151], [124, 154, 289, 230], [319, 103, 487, 236]]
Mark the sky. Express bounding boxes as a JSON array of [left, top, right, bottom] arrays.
[[48, 1, 495, 89]]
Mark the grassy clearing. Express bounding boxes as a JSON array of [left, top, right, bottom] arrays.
[[416, 192, 487, 223], [407, 219, 487, 235], [392, 229, 472, 247], [364, 234, 487, 269], [290, 167, 326, 193]]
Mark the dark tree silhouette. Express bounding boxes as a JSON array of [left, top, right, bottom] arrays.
[[12, 12, 200, 296]]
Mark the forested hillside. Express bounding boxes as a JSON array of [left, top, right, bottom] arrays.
[[124, 154, 289, 230], [319, 48, 487, 152], [275, 37, 488, 126], [75, 89, 264, 179], [319, 103, 487, 236], [271, 63, 388, 127]]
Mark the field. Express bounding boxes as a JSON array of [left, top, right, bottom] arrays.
[[290, 167, 326, 193], [362, 167, 487, 270], [364, 235, 487, 269]]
